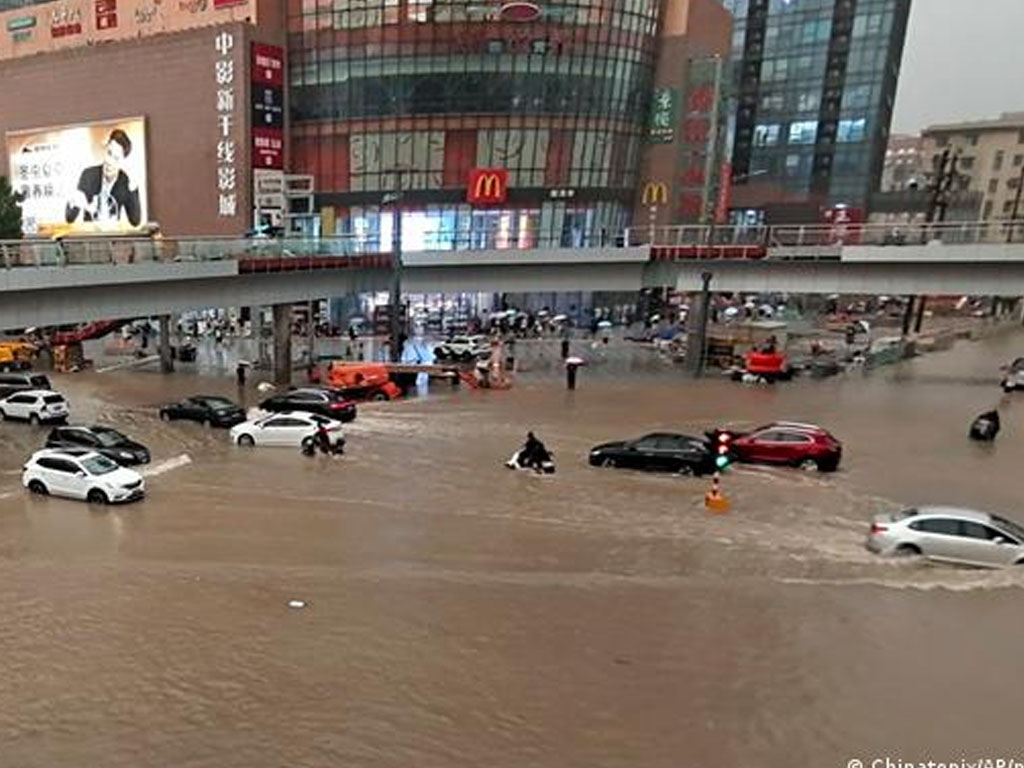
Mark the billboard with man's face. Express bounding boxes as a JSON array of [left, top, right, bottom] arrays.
[[6, 117, 148, 236]]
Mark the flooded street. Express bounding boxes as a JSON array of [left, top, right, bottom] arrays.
[[2, 330, 1024, 768]]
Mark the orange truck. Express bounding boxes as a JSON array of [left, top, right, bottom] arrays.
[[325, 362, 403, 401]]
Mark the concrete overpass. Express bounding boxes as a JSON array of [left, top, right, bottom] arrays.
[[3, 221, 1024, 330]]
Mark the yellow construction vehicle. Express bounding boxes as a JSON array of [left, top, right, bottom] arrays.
[[0, 340, 38, 371]]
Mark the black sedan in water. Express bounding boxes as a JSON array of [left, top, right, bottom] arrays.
[[259, 388, 357, 422], [589, 432, 716, 476], [46, 425, 151, 465], [159, 395, 246, 427]]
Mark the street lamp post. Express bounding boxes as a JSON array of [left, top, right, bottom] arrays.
[[383, 190, 403, 364]]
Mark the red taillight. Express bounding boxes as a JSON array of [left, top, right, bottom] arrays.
[[870, 523, 888, 534], [329, 402, 349, 410]]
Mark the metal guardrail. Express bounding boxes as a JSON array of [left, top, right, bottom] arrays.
[[0, 229, 627, 270], [634, 221, 1023, 248], [1, 221, 1020, 270]]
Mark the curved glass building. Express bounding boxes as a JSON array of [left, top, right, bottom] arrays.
[[286, 0, 663, 248]]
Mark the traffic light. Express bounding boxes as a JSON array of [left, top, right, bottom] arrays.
[[714, 431, 734, 470]]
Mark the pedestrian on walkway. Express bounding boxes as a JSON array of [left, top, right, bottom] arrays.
[[561, 337, 570, 360], [236, 361, 247, 388]]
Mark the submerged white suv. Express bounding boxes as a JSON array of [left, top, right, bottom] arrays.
[[22, 449, 145, 504]]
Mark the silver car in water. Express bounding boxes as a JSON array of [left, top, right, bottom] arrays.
[[866, 506, 1024, 568]]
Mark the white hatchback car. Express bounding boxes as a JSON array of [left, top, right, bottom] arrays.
[[229, 411, 344, 448], [0, 389, 69, 424], [22, 449, 145, 504]]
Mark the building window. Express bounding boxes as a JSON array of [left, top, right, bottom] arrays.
[[959, 156, 975, 170], [1004, 201, 1015, 215], [1018, 130, 1024, 144], [754, 124, 781, 147], [837, 118, 867, 143], [994, 150, 1005, 171], [1014, 154, 1024, 167], [969, 135, 979, 146], [788, 121, 818, 145], [988, 178, 999, 194], [983, 200, 994, 219], [1009, 176, 1021, 190], [796, 91, 820, 113]]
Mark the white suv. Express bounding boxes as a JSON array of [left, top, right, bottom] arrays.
[[0, 389, 69, 424], [433, 335, 492, 362], [22, 449, 145, 504]]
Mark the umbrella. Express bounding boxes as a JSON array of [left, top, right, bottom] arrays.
[[597, 320, 613, 329], [551, 314, 568, 323], [565, 356, 586, 366], [724, 307, 740, 318]]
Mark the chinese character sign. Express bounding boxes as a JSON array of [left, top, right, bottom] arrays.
[[214, 31, 239, 218], [648, 88, 676, 144], [6, 117, 148, 236]]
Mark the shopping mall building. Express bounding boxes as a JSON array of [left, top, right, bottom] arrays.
[[0, 0, 732, 245]]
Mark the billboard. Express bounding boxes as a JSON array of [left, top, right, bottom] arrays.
[[6, 117, 148, 236], [251, 43, 284, 170]]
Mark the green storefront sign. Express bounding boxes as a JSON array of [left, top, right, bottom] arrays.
[[648, 88, 676, 143], [6, 16, 37, 32]]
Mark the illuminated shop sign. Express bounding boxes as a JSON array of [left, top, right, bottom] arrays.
[[467, 168, 509, 204]]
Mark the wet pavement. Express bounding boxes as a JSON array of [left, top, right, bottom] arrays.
[[2, 329, 1024, 767]]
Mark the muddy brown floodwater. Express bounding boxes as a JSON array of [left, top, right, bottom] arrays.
[[2, 331, 1024, 768]]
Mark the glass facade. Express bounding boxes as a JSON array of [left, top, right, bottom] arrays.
[[286, 0, 661, 247], [723, 0, 911, 208]]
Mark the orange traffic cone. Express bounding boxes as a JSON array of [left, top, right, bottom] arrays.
[[704, 472, 731, 513]]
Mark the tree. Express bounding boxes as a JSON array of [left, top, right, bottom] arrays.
[[0, 175, 24, 240]]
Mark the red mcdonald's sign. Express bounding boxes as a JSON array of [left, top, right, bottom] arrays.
[[467, 168, 509, 204]]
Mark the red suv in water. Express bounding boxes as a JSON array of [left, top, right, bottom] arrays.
[[728, 422, 842, 472]]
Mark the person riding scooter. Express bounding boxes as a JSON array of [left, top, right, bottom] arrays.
[[969, 409, 1001, 442], [521, 431, 552, 471], [506, 431, 555, 474]]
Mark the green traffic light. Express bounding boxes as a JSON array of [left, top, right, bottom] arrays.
[[715, 455, 731, 469]]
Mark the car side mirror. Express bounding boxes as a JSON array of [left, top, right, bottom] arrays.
[[76, 471, 86, 478], [994, 537, 1008, 545]]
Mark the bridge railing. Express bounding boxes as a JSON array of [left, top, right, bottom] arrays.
[[0, 228, 631, 269], [1, 220, 1020, 269], [637, 221, 1020, 250]]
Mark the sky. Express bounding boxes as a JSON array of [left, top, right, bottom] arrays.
[[891, 0, 1024, 133]]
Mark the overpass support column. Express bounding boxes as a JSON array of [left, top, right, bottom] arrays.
[[272, 303, 292, 386], [914, 296, 927, 334], [686, 272, 713, 378], [901, 296, 916, 337], [158, 315, 173, 374]]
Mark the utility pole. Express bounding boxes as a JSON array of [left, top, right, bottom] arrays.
[[1007, 162, 1024, 243]]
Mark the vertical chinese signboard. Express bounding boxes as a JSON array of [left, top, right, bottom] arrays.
[[213, 30, 240, 219], [675, 57, 727, 223], [251, 43, 284, 170], [648, 88, 676, 144]]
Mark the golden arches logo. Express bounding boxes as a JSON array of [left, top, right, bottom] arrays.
[[642, 182, 668, 206], [474, 173, 503, 200]]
